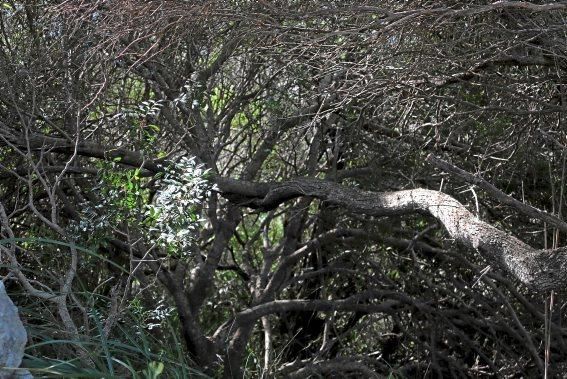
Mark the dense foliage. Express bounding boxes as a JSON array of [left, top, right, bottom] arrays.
[[1, 1, 567, 377]]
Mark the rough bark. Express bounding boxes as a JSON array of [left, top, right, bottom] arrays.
[[215, 176, 567, 292]]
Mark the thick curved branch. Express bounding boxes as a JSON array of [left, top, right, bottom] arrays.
[[215, 176, 567, 292]]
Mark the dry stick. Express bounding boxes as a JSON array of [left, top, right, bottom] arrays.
[[261, 316, 272, 377], [540, 129, 567, 248], [426, 154, 567, 233], [556, 151, 567, 248], [543, 298, 551, 379], [544, 290, 554, 379], [549, 160, 557, 248]]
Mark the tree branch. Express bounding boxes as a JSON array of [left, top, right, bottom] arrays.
[[427, 154, 567, 233], [235, 295, 399, 327], [6, 130, 567, 291], [215, 176, 567, 292]]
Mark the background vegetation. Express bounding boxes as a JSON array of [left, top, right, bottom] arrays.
[[1, 1, 567, 377]]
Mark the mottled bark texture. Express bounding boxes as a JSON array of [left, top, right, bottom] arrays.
[[216, 176, 567, 292]]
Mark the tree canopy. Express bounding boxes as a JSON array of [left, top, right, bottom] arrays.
[[1, 1, 567, 377]]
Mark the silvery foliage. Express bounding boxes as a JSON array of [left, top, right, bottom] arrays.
[[137, 99, 164, 117], [145, 300, 175, 330], [68, 172, 132, 237], [68, 98, 165, 236], [172, 81, 192, 107], [68, 202, 108, 235], [96, 98, 165, 133], [67, 93, 207, 241], [171, 74, 203, 111], [112, 99, 164, 121], [147, 156, 213, 249]]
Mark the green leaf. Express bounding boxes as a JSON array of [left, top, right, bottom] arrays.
[[148, 124, 160, 133], [144, 361, 164, 379]]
